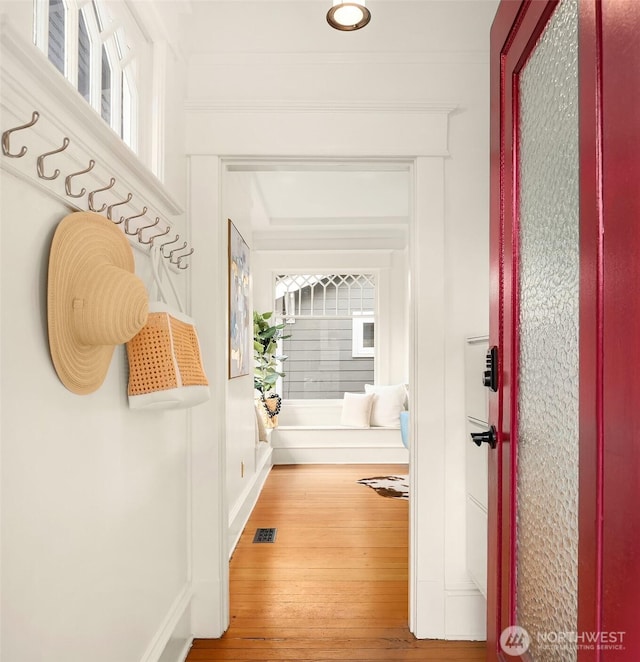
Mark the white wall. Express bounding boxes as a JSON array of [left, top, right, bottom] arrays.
[[183, 0, 494, 640], [442, 64, 491, 611], [224, 175, 257, 515], [0, 4, 193, 661], [223, 172, 273, 548]]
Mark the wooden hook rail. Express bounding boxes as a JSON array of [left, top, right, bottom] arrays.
[[1, 110, 193, 269]]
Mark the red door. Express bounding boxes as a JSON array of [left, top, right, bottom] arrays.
[[487, 0, 640, 659]]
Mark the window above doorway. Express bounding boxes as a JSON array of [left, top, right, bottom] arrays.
[[35, 0, 139, 152]]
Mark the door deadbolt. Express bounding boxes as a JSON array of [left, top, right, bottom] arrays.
[[483, 346, 498, 392]]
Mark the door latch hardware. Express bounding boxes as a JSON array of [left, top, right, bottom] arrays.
[[471, 425, 497, 449]]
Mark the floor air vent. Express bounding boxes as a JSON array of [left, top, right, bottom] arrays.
[[253, 528, 277, 543]]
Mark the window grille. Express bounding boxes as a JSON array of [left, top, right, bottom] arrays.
[[275, 274, 376, 317], [35, 0, 138, 151]]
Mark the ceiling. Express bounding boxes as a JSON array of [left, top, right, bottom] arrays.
[[179, 0, 498, 57], [180, 0, 498, 251], [227, 164, 411, 250], [254, 168, 409, 222]]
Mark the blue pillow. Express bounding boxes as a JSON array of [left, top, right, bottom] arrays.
[[400, 411, 410, 448]]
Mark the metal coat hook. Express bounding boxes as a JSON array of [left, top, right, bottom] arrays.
[[170, 246, 194, 265], [174, 248, 195, 269], [136, 217, 161, 243], [144, 225, 171, 246], [106, 193, 133, 222], [36, 137, 70, 180], [123, 207, 148, 235], [177, 259, 191, 270], [88, 178, 116, 212], [2, 111, 40, 158], [167, 242, 188, 261], [158, 234, 181, 257], [64, 159, 95, 198]]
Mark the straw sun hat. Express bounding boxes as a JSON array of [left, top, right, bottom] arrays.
[[47, 211, 149, 395]]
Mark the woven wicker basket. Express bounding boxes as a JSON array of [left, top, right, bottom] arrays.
[[126, 307, 209, 409], [126, 244, 210, 409]]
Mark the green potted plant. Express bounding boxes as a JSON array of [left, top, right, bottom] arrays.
[[253, 311, 289, 427]]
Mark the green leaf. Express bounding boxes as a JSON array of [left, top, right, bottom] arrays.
[[253, 310, 288, 395]]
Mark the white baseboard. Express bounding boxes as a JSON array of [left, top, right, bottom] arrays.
[[273, 447, 410, 463], [190, 578, 227, 638], [411, 580, 485, 641], [412, 580, 446, 638], [173, 638, 194, 662], [139, 583, 193, 662], [228, 446, 273, 556], [445, 582, 486, 640], [271, 426, 409, 464], [158, 636, 194, 662]]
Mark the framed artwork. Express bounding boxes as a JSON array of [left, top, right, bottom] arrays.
[[228, 219, 251, 378]]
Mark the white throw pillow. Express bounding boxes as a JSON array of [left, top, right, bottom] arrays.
[[364, 383, 408, 427], [340, 392, 375, 428]]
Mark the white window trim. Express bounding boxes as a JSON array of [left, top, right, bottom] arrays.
[[352, 311, 375, 358], [34, 0, 138, 151]]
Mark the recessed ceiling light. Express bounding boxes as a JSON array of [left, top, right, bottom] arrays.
[[326, 1, 371, 32]]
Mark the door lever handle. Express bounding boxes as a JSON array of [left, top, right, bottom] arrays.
[[470, 425, 497, 449]]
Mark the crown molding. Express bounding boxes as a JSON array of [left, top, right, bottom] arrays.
[[189, 0, 475, 2], [127, 0, 191, 62], [268, 215, 409, 226], [185, 99, 457, 115], [188, 50, 489, 66], [226, 158, 412, 171], [252, 228, 408, 252]]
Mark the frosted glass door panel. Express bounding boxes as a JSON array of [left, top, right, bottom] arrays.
[[516, 0, 579, 659]]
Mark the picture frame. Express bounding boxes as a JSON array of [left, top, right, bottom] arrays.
[[228, 219, 251, 378]]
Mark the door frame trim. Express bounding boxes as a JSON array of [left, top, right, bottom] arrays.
[[576, 0, 604, 653], [188, 153, 461, 638]]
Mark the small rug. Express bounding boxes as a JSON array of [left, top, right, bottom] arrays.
[[357, 475, 409, 500]]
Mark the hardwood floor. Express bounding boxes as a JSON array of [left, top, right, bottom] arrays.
[[186, 464, 486, 661]]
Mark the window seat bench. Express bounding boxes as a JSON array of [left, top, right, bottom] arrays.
[[271, 401, 409, 464]]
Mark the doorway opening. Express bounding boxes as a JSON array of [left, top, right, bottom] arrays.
[[221, 157, 416, 628]]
